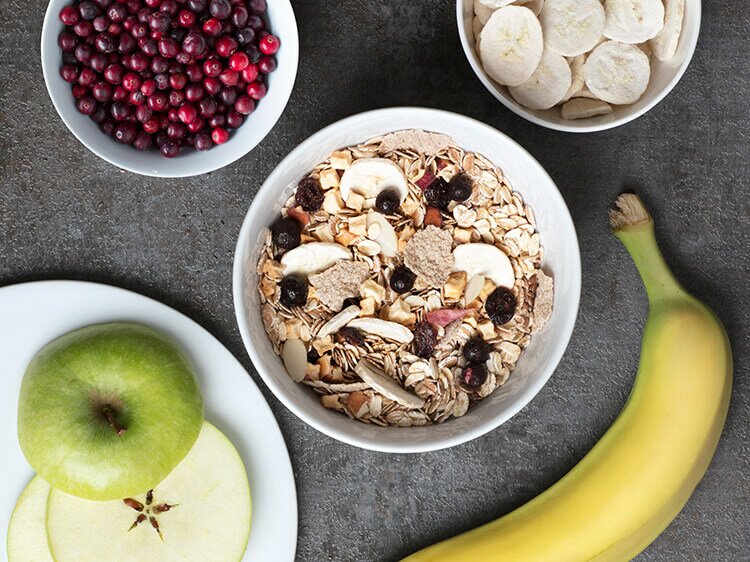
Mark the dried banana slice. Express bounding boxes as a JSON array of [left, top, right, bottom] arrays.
[[649, 0, 684, 61], [474, 0, 494, 25], [539, 0, 606, 57], [584, 40, 650, 104], [508, 49, 572, 109], [354, 359, 425, 409], [603, 0, 665, 44], [561, 54, 586, 101], [561, 97, 613, 119], [479, 6, 544, 86]]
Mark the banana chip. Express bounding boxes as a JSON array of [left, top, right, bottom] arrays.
[[509, 49, 572, 110], [603, 0, 665, 44], [561, 98, 613, 119], [479, 6, 544, 86], [539, 0, 605, 57], [649, 0, 684, 61], [584, 40, 650, 104]]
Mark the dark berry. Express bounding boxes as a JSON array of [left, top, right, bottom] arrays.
[[375, 189, 400, 215], [337, 327, 365, 346], [485, 286, 516, 326], [448, 173, 473, 202], [279, 275, 308, 308], [389, 266, 416, 294], [306, 348, 320, 364], [413, 322, 436, 358], [295, 176, 324, 212], [462, 337, 490, 364], [424, 177, 450, 211], [460, 363, 487, 389], [271, 216, 301, 250]]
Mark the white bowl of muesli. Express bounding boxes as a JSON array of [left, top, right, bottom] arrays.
[[233, 107, 580, 452]]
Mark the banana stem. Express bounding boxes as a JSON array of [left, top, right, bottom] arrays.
[[610, 194, 685, 304]]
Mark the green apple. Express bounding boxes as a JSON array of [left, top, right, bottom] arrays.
[[18, 323, 203, 501], [46, 422, 252, 561], [6, 476, 53, 562]]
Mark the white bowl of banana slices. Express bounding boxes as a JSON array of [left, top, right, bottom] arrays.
[[458, 0, 700, 132]]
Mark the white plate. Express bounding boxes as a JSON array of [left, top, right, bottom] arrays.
[[0, 280, 297, 561]]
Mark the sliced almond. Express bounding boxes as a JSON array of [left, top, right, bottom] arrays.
[[354, 359, 425, 409], [281, 338, 307, 382], [281, 242, 351, 276], [317, 305, 361, 338], [346, 318, 414, 343], [465, 273, 486, 304]]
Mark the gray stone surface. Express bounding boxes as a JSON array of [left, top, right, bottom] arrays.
[[1, 0, 749, 560]]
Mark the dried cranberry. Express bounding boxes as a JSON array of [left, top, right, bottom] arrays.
[[413, 322, 436, 358], [485, 287, 516, 326], [306, 348, 320, 364], [295, 176, 324, 212], [460, 363, 487, 389], [279, 275, 308, 308], [375, 189, 400, 215], [271, 216, 301, 250], [424, 177, 450, 211], [337, 327, 365, 346], [462, 337, 490, 364], [448, 173, 473, 202], [389, 266, 415, 294]]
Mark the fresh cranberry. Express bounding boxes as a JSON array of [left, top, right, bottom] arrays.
[[158, 37, 179, 57], [107, 3, 127, 21], [197, 97, 217, 117], [230, 5, 247, 26], [226, 108, 245, 126], [202, 17, 221, 37], [258, 55, 275, 73], [129, 90, 146, 104], [207, 113, 225, 128], [214, 35, 237, 57], [131, 52, 150, 70], [100, 120, 115, 135], [228, 51, 248, 71], [203, 57, 222, 77], [184, 83, 204, 101], [133, 131, 152, 150], [123, 15, 137, 30], [90, 52, 108, 71], [218, 86, 237, 105], [95, 32, 117, 53], [149, 11, 171, 31], [166, 106, 179, 121], [246, 80, 265, 100], [103, 63, 124, 83], [78, 0, 100, 20], [239, 62, 258, 82], [169, 72, 186, 89], [121, 71, 140, 90], [194, 132, 212, 150], [143, 117, 160, 133], [236, 27, 255, 45], [92, 81, 112, 101], [112, 84, 128, 100], [108, 22, 123, 36], [246, 14, 263, 31], [141, 38, 159, 56], [135, 104, 153, 121], [233, 95, 253, 115], [94, 0, 113, 9], [177, 9, 194, 26], [118, 33, 137, 52], [182, 31, 206, 56], [259, 34, 279, 55], [139, 78, 156, 95], [144, 0, 160, 8], [132, 22, 148, 38], [148, 90, 168, 110], [114, 122, 137, 143], [219, 69, 238, 86], [159, 0, 178, 15], [209, 0, 230, 19], [186, 116, 204, 132], [150, 55, 169, 73], [126, 0, 141, 15], [111, 100, 131, 120], [244, 44, 260, 63], [169, 89, 185, 105], [160, 139, 180, 157], [76, 96, 98, 114], [60, 64, 80, 82], [72, 84, 88, 98], [202, 76, 221, 94], [60, 6, 80, 25], [93, 15, 109, 31], [73, 20, 94, 37], [91, 105, 108, 122], [167, 121, 186, 139], [154, 72, 169, 89], [78, 67, 98, 86], [187, 0, 206, 12], [211, 126, 228, 144], [185, 63, 203, 81], [176, 102, 197, 123]]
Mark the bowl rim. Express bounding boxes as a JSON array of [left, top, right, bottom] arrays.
[[455, 0, 702, 133], [232, 106, 581, 452], [40, 0, 299, 177]]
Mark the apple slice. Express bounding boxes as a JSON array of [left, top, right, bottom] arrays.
[[46, 422, 251, 562], [452, 243, 515, 288], [7, 476, 54, 561]]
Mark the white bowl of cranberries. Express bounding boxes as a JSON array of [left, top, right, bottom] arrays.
[[41, 0, 298, 176]]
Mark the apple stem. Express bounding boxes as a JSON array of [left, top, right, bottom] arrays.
[[102, 404, 126, 436]]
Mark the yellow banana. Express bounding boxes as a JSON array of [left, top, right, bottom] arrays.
[[403, 194, 732, 562]]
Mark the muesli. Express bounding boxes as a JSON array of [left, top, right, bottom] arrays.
[[250, 129, 554, 427]]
